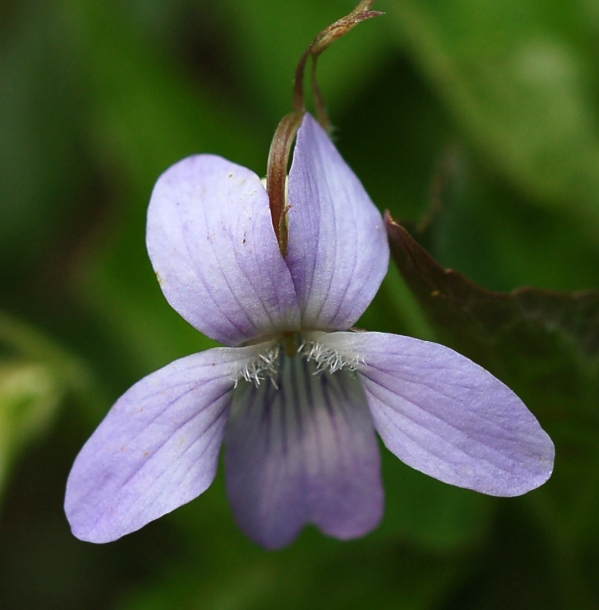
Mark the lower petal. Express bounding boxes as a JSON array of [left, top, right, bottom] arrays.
[[224, 352, 383, 549], [65, 345, 266, 543], [314, 331, 554, 497]]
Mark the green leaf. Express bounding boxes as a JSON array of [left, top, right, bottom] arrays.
[[0, 312, 97, 496], [388, 0, 599, 226], [0, 363, 60, 492]]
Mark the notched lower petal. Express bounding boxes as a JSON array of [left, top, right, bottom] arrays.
[[224, 350, 383, 549]]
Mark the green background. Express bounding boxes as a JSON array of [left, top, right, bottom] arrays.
[[1, 0, 599, 608]]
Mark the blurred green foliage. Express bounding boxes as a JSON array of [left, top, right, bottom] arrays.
[[1, 0, 599, 608]]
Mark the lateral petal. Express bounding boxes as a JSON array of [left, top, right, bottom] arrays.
[[65, 345, 268, 543], [147, 155, 300, 346], [224, 352, 383, 549], [285, 114, 389, 330], [313, 331, 554, 496]]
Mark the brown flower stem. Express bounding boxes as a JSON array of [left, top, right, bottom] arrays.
[[266, 111, 304, 258], [267, 1, 383, 256]]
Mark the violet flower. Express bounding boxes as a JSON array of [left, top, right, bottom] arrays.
[[65, 113, 554, 549]]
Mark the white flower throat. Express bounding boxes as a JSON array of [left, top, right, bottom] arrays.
[[236, 333, 362, 388]]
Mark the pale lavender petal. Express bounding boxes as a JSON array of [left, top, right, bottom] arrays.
[[312, 331, 554, 496], [147, 155, 300, 346], [65, 344, 271, 543], [224, 352, 383, 549], [285, 114, 389, 330]]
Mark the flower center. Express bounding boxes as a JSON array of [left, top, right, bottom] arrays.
[[237, 333, 360, 388]]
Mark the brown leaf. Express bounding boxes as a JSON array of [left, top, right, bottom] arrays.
[[386, 212, 599, 417]]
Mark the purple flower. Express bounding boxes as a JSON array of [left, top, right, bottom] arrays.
[[65, 114, 554, 549]]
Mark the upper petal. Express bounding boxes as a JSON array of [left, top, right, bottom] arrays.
[[285, 114, 389, 330], [224, 351, 383, 549], [65, 345, 267, 543], [147, 155, 300, 346], [314, 331, 554, 496]]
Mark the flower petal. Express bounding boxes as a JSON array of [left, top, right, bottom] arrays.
[[65, 345, 268, 543], [285, 114, 389, 330], [313, 331, 554, 496], [147, 155, 300, 346], [224, 352, 383, 549]]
